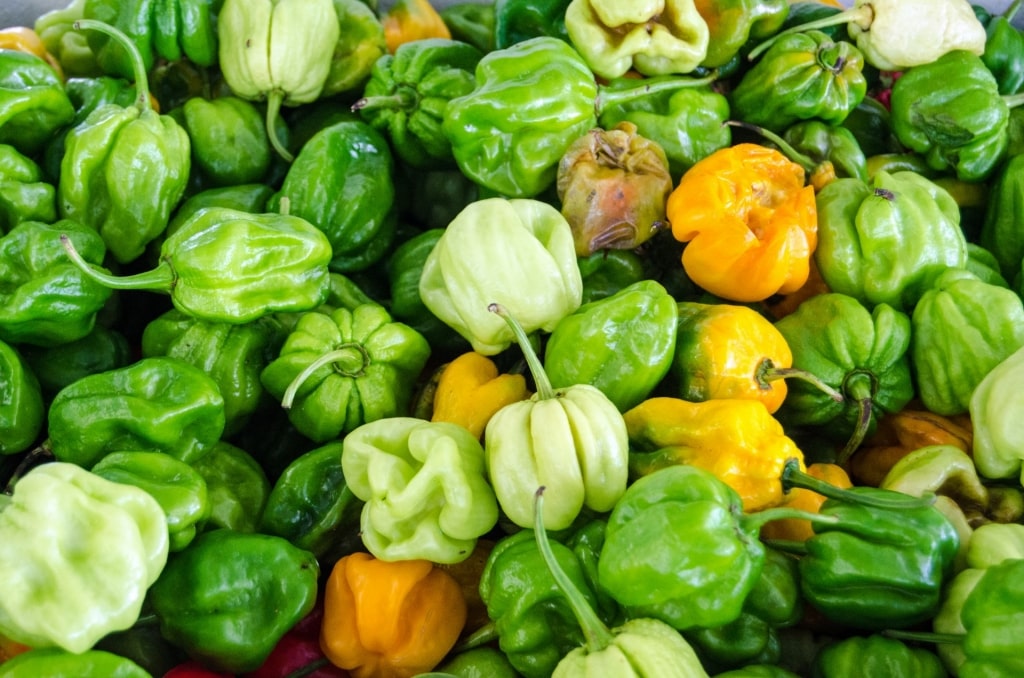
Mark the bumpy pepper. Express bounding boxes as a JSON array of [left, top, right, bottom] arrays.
[[149, 529, 319, 674], [980, 153, 1024, 280], [430, 350, 530, 438], [0, 144, 56, 233], [173, 96, 272, 188], [0, 49, 74, 155], [783, 120, 868, 183], [62, 206, 333, 324], [190, 441, 270, 533], [970, 345, 1024, 481], [0, 648, 152, 678], [419, 197, 583, 355], [564, 0, 710, 79], [694, 0, 788, 68], [0, 462, 168, 653], [0, 220, 111, 347], [0, 339, 43, 456], [321, 0, 387, 97], [260, 303, 431, 443], [353, 38, 483, 169], [810, 635, 946, 678], [813, 171, 968, 311], [46, 355, 226, 468], [911, 267, 1024, 416], [34, 0, 103, 78], [543, 280, 678, 412], [666, 143, 818, 303]]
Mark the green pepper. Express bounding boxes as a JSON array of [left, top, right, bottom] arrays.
[[92, 450, 210, 552], [0, 219, 113, 348], [981, 0, 1024, 95], [148, 528, 319, 674], [395, 163, 479, 230], [576, 249, 647, 303], [911, 268, 1024, 416], [814, 171, 968, 311], [840, 96, 901, 158], [47, 355, 226, 468], [35, 0, 103, 78], [494, 0, 571, 48], [62, 206, 333, 324], [260, 302, 431, 443], [20, 324, 131, 397], [0, 145, 56, 234], [980, 153, 1024, 280], [695, 0, 789, 68], [440, 2, 497, 53], [0, 462, 168, 653], [779, 1, 849, 42], [269, 119, 397, 273], [773, 293, 914, 465], [0, 339, 43, 456], [173, 96, 272, 188], [322, 0, 387, 97], [965, 242, 1011, 288], [59, 21, 190, 265], [431, 646, 520, 678], [970, 345, 1024, 481], [0, 49, 74, 156], [165, 183, 275, 237], [190, 441, 270, 533], [0, 648, 152, 678], [890, 49, 1024, 182], [782, 120, 868, 182], [713, 666, 800, 678], [810, 634, 946, 678], [951, 558, 1024, 675], [543, 280, 678, 412]]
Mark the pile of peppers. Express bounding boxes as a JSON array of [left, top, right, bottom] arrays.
[[5, 0, 1024, 675]]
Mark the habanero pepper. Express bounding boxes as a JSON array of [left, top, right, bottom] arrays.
[[430, 350, 530, 439]]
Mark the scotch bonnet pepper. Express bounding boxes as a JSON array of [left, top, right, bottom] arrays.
[[0, 144, 56, 233], [0, 339, 43, 455], [970, 345, 1024, 482], [0, 648, 152, 678], [0, 48, 74, 156]]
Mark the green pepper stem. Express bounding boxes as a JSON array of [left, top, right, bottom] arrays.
[[1004, 0, 1023, 21], [780, 457, 936, 509], [534, 487, 614, 653], [757, 359, 844, 403], [746, 5, 873, 61], [1003, 92, 1024, 110], [725, 120, 819, 176], [740, 505, 841, 534], [881, 629, 965, 645], [74, 19, 151, 112], [761, 538, 809, 555], [350, 88, 419, 114], [836, 372, 874, 466], [60, 233, 175, 292], [489, 303, 554, 400], [266, 90, 294, 163], [594, 72, 718, 116], [281, 342, 371, 409], [452, 621, 499, 653]]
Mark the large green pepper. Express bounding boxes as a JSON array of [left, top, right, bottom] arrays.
[[494, 0, 571, 49], [59, 21, 190, 265], [173, 96, 272, 188], [0, 49, 74, 156], [814, 170, 968, 311], [191, 441, 270, 533], [810, 634, 946, 678], [543, 280, 678, 412], [269, 119, 396, 273], [62, 206, 333, 324], [911, 268, 1024, 416], [148, 529, 319, 674], [353, 38, 483, 169], [695, 0, 789, 68], [970, 345, 1024, 481], [981, 0, 1024, 95], [321, 0, 387, 97], [980, 153, 1024, 280], [730, 31, 867, 132], [889, 49, 1024, 182], [0, 339, 43, 456], [260, 302, 431, 443], [0, 220, 111, 348], [430, 646, 519, 678], [46, 355, 226, 468], [341, 416, 498, 564], [0, 462, 168, 653], [0, 144, 56, 233], [0, 648, 152, 678]]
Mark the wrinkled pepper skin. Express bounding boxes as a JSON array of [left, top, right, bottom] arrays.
[[970, 345, 1024, 481], [952, 558, 1024, 676], [148, 529, 319, 674], [0, 648, 152, 678], [190, 441, 270, 533], [0, 339, 43, 455], [810, 634, 947, 678], [47, 355, 226, 468], [0, 144, 56, 233], [543, 280, 678, 412], [0, 49, 74, 155], [494, 0, 571, 49]]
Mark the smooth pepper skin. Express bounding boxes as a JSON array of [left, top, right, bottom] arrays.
[[148, 529, 319, 675], [810, 634, 947, 678], [0, 647, 153, 678], [543, 280, 678, 413], [982, 2, 1024, 95], [0, 338, 43, 455], [970, 345, 1024, 481], [494, 0, 571, 49], [980, 153, 1024, 279], [694, 0, 789, 68], [175, 96, 272, 188], [0, 49, 75, 156], [0, 144, 56, 233]]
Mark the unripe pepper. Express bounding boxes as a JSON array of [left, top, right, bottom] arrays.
[[0, 339, 43, 456]]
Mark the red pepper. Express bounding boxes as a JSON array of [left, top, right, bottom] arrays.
[[243, 600, 348, 678], [163, 661, 232, 678]]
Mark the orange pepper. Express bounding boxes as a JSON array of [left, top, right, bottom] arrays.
[[759, 462, 852, 542], [430, 351, 530, 439], [666, 143, 818, 303], [0, 26, 63, 79], [320, 552, 467, 678], [382, 0, 451, 53]]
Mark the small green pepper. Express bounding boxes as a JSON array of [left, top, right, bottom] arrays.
[[981, 0, 1024, 95], [810, 634, 946, 678], [35, 0, 103, 78], [576, 249, 647, 303], [970, 345, 1024, 482], [0, 338, 43, 456], [0, 144, 56, 233], [0, 49, 74, 156], [980, 153, 1024, 280], [782, 120, 868, 182], [0, 648, 152, 678], [430, 646, 519, 678], [174, 96, 272, 188], [440, 2, 497, 53], [190, 441, 270, 533]]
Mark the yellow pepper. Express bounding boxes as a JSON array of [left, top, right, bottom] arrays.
[[624, 396, 806, 512], [0, 26, 63, 79], [0, 632, 30, 663], [666, 143, 818, 303], [430, 351, 530, 439], [382, 0, 451, 53], [320, 552, 467, 678], [759, 462, 852, 542]]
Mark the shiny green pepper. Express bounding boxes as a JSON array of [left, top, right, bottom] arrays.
[[981, 0, 1024, 95], [0, 649, 151, 677], [0, 339, 43, 456], [980, 153, 1024, 279], [0, 144, 56, 233], [174, 96, 272, 188], [190, 441, 270, 533], [810, 634, 946, 678], [164, 183, 275, 236], [430, 646, 520, 678], [577, 249, 647, 303], [19, 325, 130, 397], [782, 120, 868, 182], [970, 345, 1024, 481], [543, 280, 678, 412], [34, 0, 104, 79], [695, 0, 789, 68], [0, 49, 74, 156]]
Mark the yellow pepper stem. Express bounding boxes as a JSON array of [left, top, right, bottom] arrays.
[[488, 303, 554, 400]]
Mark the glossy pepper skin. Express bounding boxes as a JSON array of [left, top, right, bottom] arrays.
[[543, 280, 678, 412], [0, 144, 56, 233], [190, 441, 270, 533], [577, 249, 646, 303], [694, 0, 788, 68], [174, 96, 272, 188], [0, 339, 43, 455], [980, 153, 1024, 280], [666, 143, 818, 303], [0, 648, 152, 678], [0, 49, 74, 155], [814, 170, 968, 311], [731, 31, 867, 132], [430, 350, 530, 438], [810, 634, 946, 678], [981, 0, 1024, 95], [970, 345, 1024, 481], [322, 0, 388, 97], [494, 0, 571, 48], [353, 38, 483, 169], [149, 529, 319, 674], [0, 220, 111, 348], [783, 120, 868, 182], [955, 558, 1024, 676], [0, 462, 168, 653], [47, 355, 226, 468]]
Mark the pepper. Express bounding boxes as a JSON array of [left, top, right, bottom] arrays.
[[260, 302, 431, 443], [0, 462, 168, 653], [979, 153, 1024, 280], [440, 2, 496, 53], [322, 0, 388, 97], [382, 0, 452, 53], [0, 219, 112, 349], [694, 0, 789, 68], [494, 0, 571, 48], [981, 0, 1024, 94], [418, 197, 583, 355], [0, 339, 43, 456], [430, 646, 520, 678], [58, 21, 190, 265], [217, 0, 340, 161], [430, 350, 530, 438], [665, 143, 818, 303], [19, 324, 130, 398], [969, 345, 1024, 481], [949, 558, 1024, 675], [911, 267, 1024, 416], [782, 120, 868, 183], [577, 249, 647, 303], [813, 171, 968, 311], [173, 96, 272, 188], [773, 293, 914, 465], [624, 396, 806, 512], [244, 599, 347, 678], [35, 0, 104, 78], [352, 38, 482, 169], [319, 552, 467, 678], [0, 26, 64, 78], [543, 280, 678, 412], [46, 355, 226, 468], [191, 441, 270, 533], [810, 635, 946, 678], [0, 48, 74, 156], [165, 183, 276, 236], [484, 304, 629, 530], [564, 0, 711, 79], [759, 462, 853, 543], [0, 144, 56, 234], [0, 648, 152, 678], [731, 31, 867, 132], [148, 529, 319, 674], [61, 206, 333, 324]]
